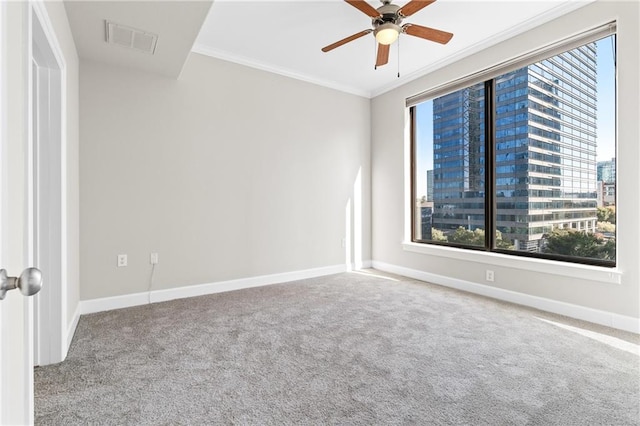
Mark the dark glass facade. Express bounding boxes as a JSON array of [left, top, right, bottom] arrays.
[[431, 83, 485, 244]]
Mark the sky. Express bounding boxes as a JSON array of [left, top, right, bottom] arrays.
[[595, 35, 616, 162], [415, 35, 617, 199]]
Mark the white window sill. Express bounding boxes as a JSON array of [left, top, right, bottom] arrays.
[[402, 241, 622, 285]]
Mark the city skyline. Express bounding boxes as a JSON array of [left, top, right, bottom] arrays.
[[415, 36, 615, 200]]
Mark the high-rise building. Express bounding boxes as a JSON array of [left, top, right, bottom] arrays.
[[431, 83, 485, 236], [426, 170, 434, 202], [597, 158, 616, 183], [432, 43, 599, 252]]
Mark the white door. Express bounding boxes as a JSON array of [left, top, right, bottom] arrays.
[[1, 2, 37, 424]]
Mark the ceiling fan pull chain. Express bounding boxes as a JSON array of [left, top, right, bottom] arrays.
[[374, 37, 378, 70], [397, 36, 401, 78]]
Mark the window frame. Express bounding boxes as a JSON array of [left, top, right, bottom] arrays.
[[408, 23, 617, 269]]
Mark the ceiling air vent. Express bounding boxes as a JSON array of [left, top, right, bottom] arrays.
[[105, 20, 158, 55]]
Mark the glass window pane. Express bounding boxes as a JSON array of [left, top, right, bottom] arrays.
[[411, 32, 616, 266], [413, 82, 486, 247], [495, 35, 616, 263]]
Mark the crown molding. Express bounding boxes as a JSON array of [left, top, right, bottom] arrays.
[[191, 43, 372, 98]]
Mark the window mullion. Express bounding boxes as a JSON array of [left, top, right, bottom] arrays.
[[410, 106, 417, 242], [485, 80, 496, 251]]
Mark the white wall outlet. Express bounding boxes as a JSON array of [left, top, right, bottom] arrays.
[[485, 270, 495, 282], [150, 252, 158, 265], [117, 254, 128, 267], [341, 238, 346, 248]]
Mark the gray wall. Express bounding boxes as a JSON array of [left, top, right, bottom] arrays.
[[80, 54, 371, 300], [44, 1, 80, 331], [371, 1, 640, 318]]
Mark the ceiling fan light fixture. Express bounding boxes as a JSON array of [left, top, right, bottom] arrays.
[[374, 23, 400, 45]]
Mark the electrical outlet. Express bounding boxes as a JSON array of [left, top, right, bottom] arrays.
[[150, 252, 158, 265], [341, 238, 346, 248], [117, 254, 128, 267], [485, 270, 495, 282]]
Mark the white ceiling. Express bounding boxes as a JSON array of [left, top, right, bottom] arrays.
[[64, 1, 594, 97], [65, 1, 212, 78], [194, 0, 594, 97]]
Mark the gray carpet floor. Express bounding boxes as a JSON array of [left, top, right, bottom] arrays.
[[35, 270, 640, 425]]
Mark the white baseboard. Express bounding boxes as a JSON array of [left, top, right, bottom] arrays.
[[372, 261, 640, 334], [80, 292, 151, 315], [66, 303, 81, 353], [79, 263, 370, 315], [151, 264, 347, 305], [354, 260, 373, 270]]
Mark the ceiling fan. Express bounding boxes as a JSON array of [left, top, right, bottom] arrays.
[[321, 0, 453, 68]]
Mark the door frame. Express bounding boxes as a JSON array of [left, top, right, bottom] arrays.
[[30, 0, 68, 366]]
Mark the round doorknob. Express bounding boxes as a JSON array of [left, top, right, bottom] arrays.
[[17, 267, 43, 296], [0, 267, 43, 300]]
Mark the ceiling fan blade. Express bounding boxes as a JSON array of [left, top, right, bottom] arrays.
[[398, 0, 436, 17], [376, 43, 390, 67], [403, 24, 453, 44], [345, 0, 381, 18], [322, 29, 373, 52]]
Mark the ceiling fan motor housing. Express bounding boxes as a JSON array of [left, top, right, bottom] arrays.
[[373, 3, 403, 27], [373, 2, 403, 44]]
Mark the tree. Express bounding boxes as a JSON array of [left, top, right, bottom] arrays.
[[494, 230, 514, 249], [449, 227, 485, 246], [431, 228, 447, 242], [596, 221, 616, 233], [543, 229, 615, 260], [607, 206, 616, 225], [597, 206, 616, 224], [447, 227, 514, 249]]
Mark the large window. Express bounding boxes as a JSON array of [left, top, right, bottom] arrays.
[[411, 31, 616, 267]]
